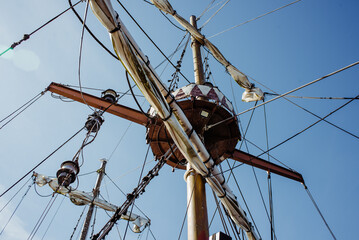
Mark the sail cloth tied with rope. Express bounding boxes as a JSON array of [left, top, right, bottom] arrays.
[[89, 0, 258, 239], [150, 0, 264, 102], [33, 172, 149, 233]]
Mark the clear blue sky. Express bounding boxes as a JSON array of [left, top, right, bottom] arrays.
[[0, 0, 358, 239]]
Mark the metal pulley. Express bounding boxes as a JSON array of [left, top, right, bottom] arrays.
[[101, 89, 118, 104], [56, 160, 80, 187], [85, 111, 104, 132]]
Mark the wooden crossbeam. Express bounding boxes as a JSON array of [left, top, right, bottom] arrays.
[[226, 149, 304, 183], [47, 82, 149, 126]]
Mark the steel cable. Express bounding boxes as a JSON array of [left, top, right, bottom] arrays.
[[0, 91, 46, 130], [0, 0, 82, 56], [304, 186, 337, 240], [0, 126, 85, 198], [0, 181, 33, 236], [27, 194, 59, 240], [206, 60, 359, 130], [209, 0, 302, 39], [0, 177, 31, 214]]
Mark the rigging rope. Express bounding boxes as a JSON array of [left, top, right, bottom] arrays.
[[197, 0, 217, 20], [148, 226, 157, 240], [211, 190, 230, 236], [159, 10, 186, 32], [64, 84, 143, 98], [0, 90, 46, 130], [258, 92, 359, 158], [27, 193, 59, 240], [122, 144, 152, 240], [225, 160, 262, 240], [208, 0, 302, 39], [34, 182, 53, 198], [206, 60, 359, 130], [246, 74, 359, 140], [90, 206, 98, 239], [0, 177, 31, 214], [222, 91, 359, 177], [78, 0, 95, 112], [177, 171, 197, 240], [125, 71, 151, 117], [263, 103, 276, 240], [168, 35, 191, 91], [70, 205, 88, 240], [0, 181, 33, 236], [155, 32, 188, 71], [225, 212, 240, 240], [93, 157, 167, 239], [68, 0, 118, 60], [304, 186, 337, 240], [264, 92, 359, 100], [114, 0, 191, 84], [0, 126, 85, 198], [200, 0, 231, 29], [40, 195, 66, 240], [0, 0, 82, 56], [107, 122, 133, 161], [104, 173, 150, 220]]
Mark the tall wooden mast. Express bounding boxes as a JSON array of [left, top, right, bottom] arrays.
[[185, 15, 209, 240]]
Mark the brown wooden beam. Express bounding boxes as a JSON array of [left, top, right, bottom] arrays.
[[226, 149, 304, 183], [47, 82, 149, 126]]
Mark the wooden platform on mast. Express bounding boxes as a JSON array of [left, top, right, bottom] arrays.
[[146, 98, 241, 169]]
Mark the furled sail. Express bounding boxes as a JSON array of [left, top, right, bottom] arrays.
[[150, 0, 263, 102], [33, 173, 149, 233], [89, 0, 258, 238]]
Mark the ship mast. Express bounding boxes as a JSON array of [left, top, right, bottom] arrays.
[[79, 159, 107, 240], [185, 15, 209, 240]]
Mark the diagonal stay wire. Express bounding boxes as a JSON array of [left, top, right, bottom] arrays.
[[27, 194, 59, 240], [0, 90, 46, 130], [221, 92, 359, 176], [304, 186, 337, 240], [148, 226, 157, 240], [115, 0, 191, 84], [0, 0, 82, 56], [242, 137, 294, 170], [69, 0, 118, 60], [264, 92, 359, 100], [209, 0, 302, 39], [122, 144, 152, 240], [70, 205, 88, 240], [225, 160, 263, 240], [263, 102, 276, 240], [177, 171, 197, 240], [0, 177, 31, 214], [256, 79, 359, 140], [259, 93, 359, 158], [0, 126, 85, 198], [264, 92, 359, 140], [0, 181, 33, 236], [104, 173, 150, 221], [207, 60, 359, 131], [197, 0, 217, 21], [211, 189, 230, 236], [200, 0, 231, 29], [0, 91, 45, 124], [78, 0, 95, 112], [159, 10, 186, 32], [40, 195, 66, 240]]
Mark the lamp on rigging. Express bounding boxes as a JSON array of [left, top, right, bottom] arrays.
[[101, 89, 118, 104], [56, 160, 80, 187], [85, 111, 104, 132]]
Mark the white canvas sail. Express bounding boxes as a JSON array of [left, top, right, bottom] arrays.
[[89, 0, 258, 238]]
